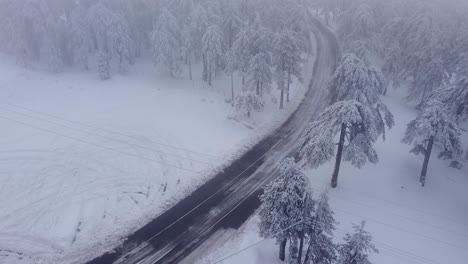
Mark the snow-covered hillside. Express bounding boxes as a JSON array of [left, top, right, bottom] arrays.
[[194, 87, 468, 264], [0, 51, 314, 264]]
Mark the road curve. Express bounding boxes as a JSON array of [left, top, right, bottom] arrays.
[[87, 18, 339, 264]]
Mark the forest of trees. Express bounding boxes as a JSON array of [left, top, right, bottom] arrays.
[[297, 0, 468, 188], [0, 0, 315, 115]]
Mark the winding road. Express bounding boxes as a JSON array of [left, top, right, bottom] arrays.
[[87, 18, 339, 264]]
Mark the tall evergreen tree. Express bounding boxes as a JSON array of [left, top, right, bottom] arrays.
[[304, 191, 337, 264], [301, 54, 393, 188], [235, 90, 264, 118], [246, 51, 273, 96], [151, 9, 181, 77], [70, 4, 90, 70], [273, 29, 303, 108], [402, 98, 463, 186], [202, 25, 224, 86], [229, 27, 254, 85], [299, 100, 389, 188], [338, 221, 378, 264], [258, 158, 314, 262]]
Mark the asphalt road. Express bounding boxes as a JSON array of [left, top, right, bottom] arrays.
[[87, 17, 339, 264]]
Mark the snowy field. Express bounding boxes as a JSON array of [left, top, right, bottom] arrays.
[[195, 87, 468, 264], [0, 51, 314, 264]]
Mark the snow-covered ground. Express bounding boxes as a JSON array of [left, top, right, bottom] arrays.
[[0, 50, 314, 264], [195, 86, 468, 264]]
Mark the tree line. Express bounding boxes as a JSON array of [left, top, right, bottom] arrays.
[[0, 0, 316, 116]]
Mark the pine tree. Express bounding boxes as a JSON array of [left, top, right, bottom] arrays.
[[303, 191, 337, 264], [273, 29, 303, 108], [402, 98, 463, 187], [235, 90, 264, 118], [221, 1, 242, 49], [247, 51, 273, 96], [71, 4, 90, 70], [229, 27, 254, 85], [258, 158, 314, 262], [432, 54, 468, 123], [108, 14, 134, 74], [188, 4, 210, 62], [202, 25, 224, 86], [338, 2, 382, 59], [151, 9, 181, 77], [300, 54, 393, 188], [337, 221, 378, 264], [299, 100, 391, 188], [97, 51, 111, 80]]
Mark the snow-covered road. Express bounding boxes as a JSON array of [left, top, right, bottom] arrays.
[[87, 18, 339, 264]]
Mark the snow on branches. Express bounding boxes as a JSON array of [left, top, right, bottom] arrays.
[[300, 54, 393, 187], [337, 221, 378, 264], [403, 98, 463, 186]]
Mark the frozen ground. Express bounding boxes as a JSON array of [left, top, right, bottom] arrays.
[[195, 86, 468, 264], [0, 51, 313, 264]]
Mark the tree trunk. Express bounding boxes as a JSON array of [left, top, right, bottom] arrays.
[[298, 236, 304, 264], [297, 192, 309, 264], [280, 88, 284, 109], [203, 55, 208, 82], [289, 239, 299, 263], [287, 68, 291, 103], [420, 136, 434, 187], [188, 52, 192, 81], [242, 75, 245, 86], [331, 123, 347, 188], [303, 245, 311, 264], [231, 73, 235, 106], [208, 64, 212, 86], [279, 239, 287, 261], [256, 79, 260, 96], [260, 72, 264, 97]]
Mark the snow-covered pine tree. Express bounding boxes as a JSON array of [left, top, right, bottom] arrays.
[[273, 29, 303, 108], [247, 51, 273, 97], [70, 4, 90, 70], [299, 100, 386, 188], [446, 54, 468, 122], [202, 25, 224, 86], [300, 54, 393, 188], [220, 0, 242, 50], [87, 2, 115, 52], [151, 9, 181, 77], [229, 27, 255, 86], [304, 191, 337, 264], [337, 221, 378, 264], [338, 2, 382, 59], [402, 98, 463, 187], [326, 54, 386, 106], [407, 51, 445, 107], [258, 158, 314, 262], [3, 0, 45, 66], [108, 13, 134, 74], [235, 89, 264, 118], [188, 4, 210, 62], [97, 51, 111, 80], [181, 26, 193, 80]]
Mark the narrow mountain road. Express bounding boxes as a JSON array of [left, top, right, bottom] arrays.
[[88, 18, 339, 264]]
